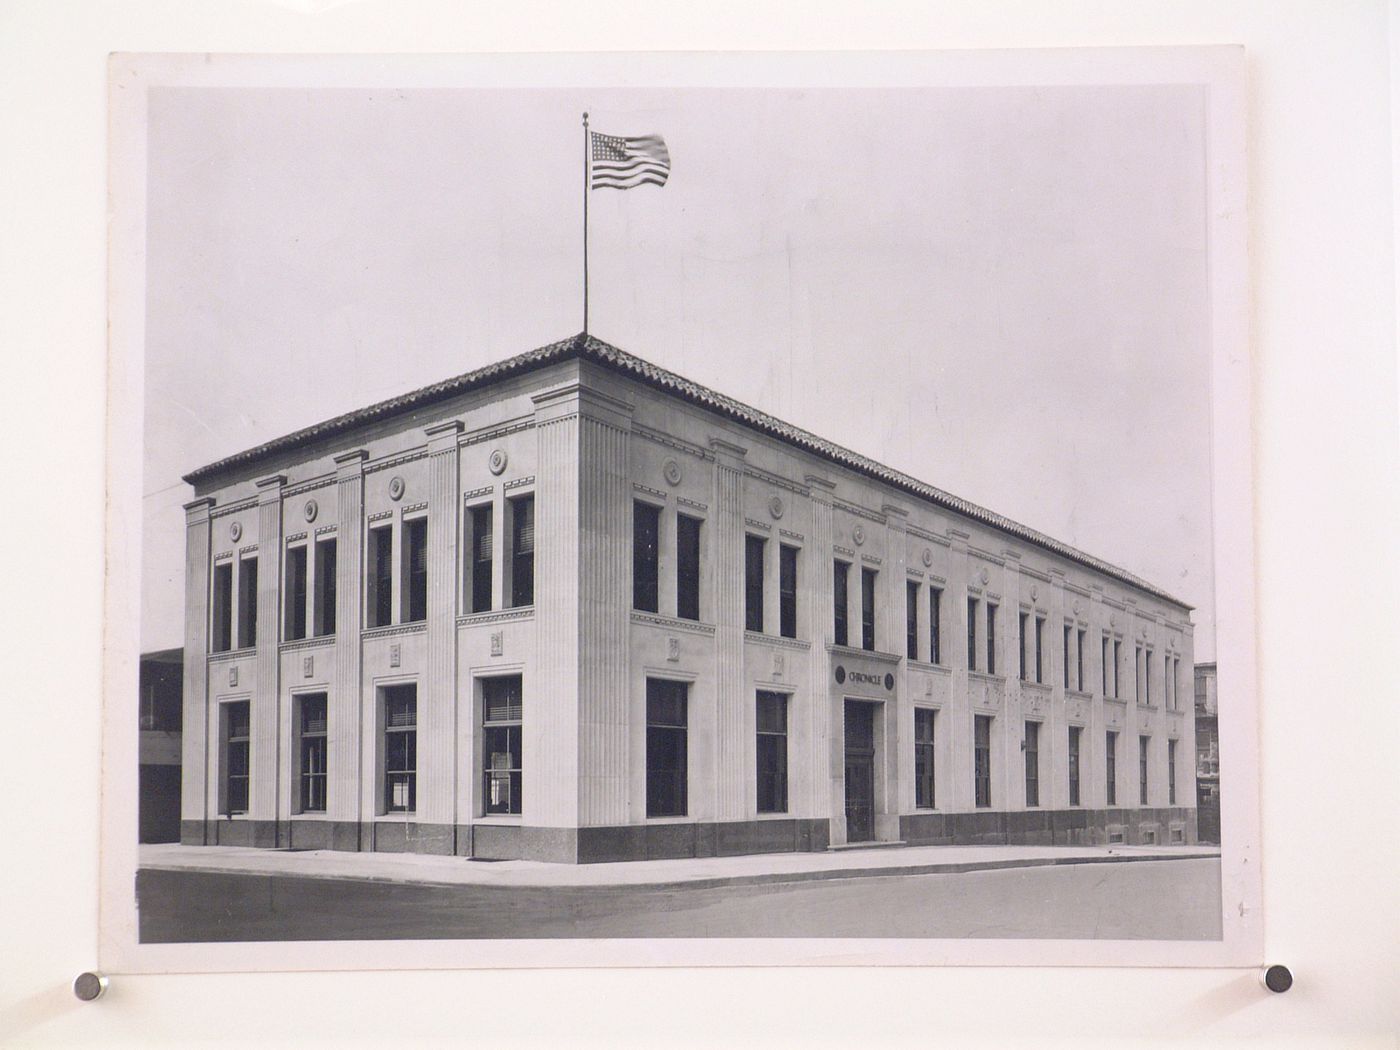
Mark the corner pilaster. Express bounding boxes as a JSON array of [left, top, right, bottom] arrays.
[[180, 497, 215, 843]]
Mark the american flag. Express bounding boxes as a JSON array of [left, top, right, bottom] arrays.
[[590, 131, 671, 190]]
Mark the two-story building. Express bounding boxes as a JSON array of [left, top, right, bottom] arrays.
[[180, 333, 1197, 862]]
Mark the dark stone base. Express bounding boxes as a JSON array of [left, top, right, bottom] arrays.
[[900, 807, 1198, 847]]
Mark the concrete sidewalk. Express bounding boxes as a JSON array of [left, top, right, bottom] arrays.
[[139, 841, 1220, 893]]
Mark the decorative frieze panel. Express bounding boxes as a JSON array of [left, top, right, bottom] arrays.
[[361, 622, 428, 641], [365, 448, 428, 475], [456, 606, 535, 628], [743, 630, 811, 652]]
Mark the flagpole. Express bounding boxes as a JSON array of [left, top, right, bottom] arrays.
[[582, 111, 590, 335]]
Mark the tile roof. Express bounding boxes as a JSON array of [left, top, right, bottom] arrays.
[[185, 332, 1191, 610]]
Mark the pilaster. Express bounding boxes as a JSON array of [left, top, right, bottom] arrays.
[[711, 437, 747, 820], [419, 422, 463, 833], [330, 450, 366, 829], [883, 503, 910, 815], [252, 474, 287, 835], [180, 497, 215, 842], [804, 474, 836, 822]]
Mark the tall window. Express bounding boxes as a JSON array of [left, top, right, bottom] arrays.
[[646, 679, 688, 817], [779, 545, 799, 639], [906, 581, 920, 660], [298, 693, 327, 813], [468, 504, 493, 613], [1135, 645, 1143, 702], [974, 714, 992, 808], [1101, 635, 1109, 695], [676, 513, 701, 621], [929, 586, 942, 664], [860, 567, 877, 651], [1168, 739, 1177, 805], [211, 561, 233, 653], [285, 545, 308, 641], [633, 500, 661, 613], [313, 537, 337, 636], [833, 560, 850, 646], [221, 701, 250, 815], [1145, 649, 1154, 705], [1018, 611, 1029, 681], [1024, 721, 1040, 807], [403, 517, 428, 623], [368, 525, 393, 628], [483, 675, 523, 816], [383, 685, 417, 813], [1173, 658, 1182, 711], [1068, 726, 1082, 806], [967, 597, 979, 671], [745, 535, 766, 633], [1139, 735, 1150, 806], [509, 494, 534, 607], [1063, 624, 1071, 688], [755, 691, 788, 813], [914, 708, 936, 809], [1034, 616, 1045, 684], [1106, 730, 1118, 806], [1113, 640, 1122, 698], [1076, 628, 1085, 691], [237, 556, 258, 648], [986, 602, 998, 675]]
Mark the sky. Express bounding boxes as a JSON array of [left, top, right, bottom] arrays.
[[141, 81, 1214, 657]]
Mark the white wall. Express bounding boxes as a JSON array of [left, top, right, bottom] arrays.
[[1, 3, 1396, 1048]]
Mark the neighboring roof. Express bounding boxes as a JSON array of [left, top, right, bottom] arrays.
[[186, 332, 1191, 610]]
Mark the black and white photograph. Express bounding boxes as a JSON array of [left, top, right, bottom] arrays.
[[103, 48, 1257, 970]]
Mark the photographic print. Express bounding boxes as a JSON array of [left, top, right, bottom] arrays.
[[103, 49, 1257, 971]]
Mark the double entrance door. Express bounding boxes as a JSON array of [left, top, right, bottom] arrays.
[[843, 700, 876, 843]]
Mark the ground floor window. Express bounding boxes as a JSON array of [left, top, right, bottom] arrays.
[[1024, 720, 1040, 807], [914, 707, 936, 809], [755, 690, 788, 813], [297, 693, 327, 813], [974, 714, 992, 808], [646, 679, 688, 817], [221, 700, 250, 815], [1068, 725, 1082, 807], [383, 684, 417, 813], [483, 675, 523, 815]]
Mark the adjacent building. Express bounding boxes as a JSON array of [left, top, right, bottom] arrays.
[[139, 648, 183, 843], [1194, 661, 1220, 844], [180, 333, 1197, 863]]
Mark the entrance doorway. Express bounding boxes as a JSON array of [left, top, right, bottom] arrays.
[[844, 700, 876, 843]]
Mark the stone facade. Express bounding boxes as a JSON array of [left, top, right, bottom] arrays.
[[181, 335, 1197, 862]]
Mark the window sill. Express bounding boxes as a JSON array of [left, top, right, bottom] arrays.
[[631, 610, 715, 635], [643, 814, 693, 824], [755, 811, 793, 820], [906, 659, 951, 675], [744, 631, 811, 651], [361, 622, 428, 640], [208, 646, 255, 661], [474, 814, 522, 825], [968, 670, 1006, 684]]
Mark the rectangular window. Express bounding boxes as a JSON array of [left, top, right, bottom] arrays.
[[986, 602, 998, 675], [313, 537, 337, 636], [1106, 730, 1118, 806], [368, 525, 393, 628], [1139, 735, 1150, 806], [383, 685, 417, 813], [1101, 635, 1109, 695], [1018, 611, 1028, 680], [861, 567, 877, 651], [755, 691, 788, 813], [509, 494, 534, 607], [1135, 645, 1143, 702], [1024, 721, 1040, 807], [221, 701, 250, 815], [1063, 624, 1071, 688], [1076, 629, 1085, 691], [1034, 616, 1045, 684], [633, 500, 661, 613], [237, 556, 258, 648], [974, 714, 992, 808], [211, 561, 233, 653], [967, 597, 979, 671], [929, 586, 942, 664], [483, 676, 523, 816], [646, 679, 688, 817], [403, 516, 428, 623], [906, 580, 920, 660], [744, 535, 765, 633], [1068, 726, 1082, 806], [833, 560, 850, 646], [1113, 640, 1122, 697], [285, 545, 308, 641], [676, 513, 702, 621], [469, 504, 493, 613], [1168, 739, 1178, 805], [1174, 657, 1182, 711], [1146, 649, 1154, 704], [779, 545, 799, 639], [914, 707, 936, 809], [298, 693, 328, 813]]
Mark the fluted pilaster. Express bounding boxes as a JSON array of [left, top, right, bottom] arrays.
[[330, 450, 366, 826], [252, 474, 286, 830], [419, 423, 463, 828], [711, 439, 747, 820], [180, 498, 215, 839], [804, 475, 836, 820]]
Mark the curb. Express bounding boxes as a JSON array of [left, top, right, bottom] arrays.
[[137, 850, 1219, 894]]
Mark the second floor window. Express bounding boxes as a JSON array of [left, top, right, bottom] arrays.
[[860, 567, 877, 651], [677, 513, 702, 621], [745, 535, 765, 633], [1034, 615, 1045, 684], [212, 561, 233, 653], [986, 602, 998, 675], [929, 586, 942, 664], [468, 504, 493, 613], [285, 545, 308, 641], [368, 525, 393, 628], [778, 544, 798, 639], [403, 517, 427, 623], [906, 580, 919, 660], [237, 556, 258, 648], [508, 494, 534, 608], [314, 537, 337, 636], [833, 560, 850, 646], [633, 500, 661, 613], [967, 596, 979, 671]]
